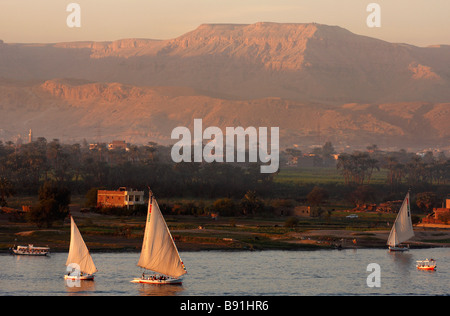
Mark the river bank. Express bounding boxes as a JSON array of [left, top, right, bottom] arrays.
[[1, 209, 449, 253]]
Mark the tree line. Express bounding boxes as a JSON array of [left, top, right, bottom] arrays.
[[0, 138, 275, 205], [283, 143, 450, 212], [335, 147, 450, 188], [2, 138, 450, 224]]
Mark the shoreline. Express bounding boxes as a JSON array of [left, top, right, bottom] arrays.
[[3, 243, 448, 254], [2, 211, 449, 254], [3, 227, 449, 254]]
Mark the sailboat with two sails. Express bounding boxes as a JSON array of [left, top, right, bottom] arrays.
[[387, 192, 415, 252], [64, 216, 98, 281], [132, 191, 187, 285]]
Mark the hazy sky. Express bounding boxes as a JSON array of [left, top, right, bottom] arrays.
[[0, 0, 449, 46]]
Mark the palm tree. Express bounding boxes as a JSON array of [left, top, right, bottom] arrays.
[[366, 157, 380, 184], [0, 176, 15, 207], [337, 153, 352, 185], [337, 152, 379, 185]]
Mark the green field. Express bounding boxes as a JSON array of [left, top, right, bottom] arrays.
[[275, 167, 389, 185]]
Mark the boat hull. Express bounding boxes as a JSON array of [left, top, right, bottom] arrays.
[[417, 266, 436, 271], [131, 277, 182, 285], [388, 246, 409, 252], [11, 250, 49, 256], [64, 274, 95, 281]]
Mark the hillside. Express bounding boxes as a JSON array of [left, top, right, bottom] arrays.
[[0, 23, 449, 149], [0, 79, 448, 149], [1, 23, 449, 103]]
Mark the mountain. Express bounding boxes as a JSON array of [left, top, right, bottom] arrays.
[[0, 23, 449, 149], [0, 78, 448, 150], [1, 22, 449, 103]]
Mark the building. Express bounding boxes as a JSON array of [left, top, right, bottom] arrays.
[[422, 198, 450, 225], [97, 187, 145, 209], [89, 143, 101, 151], [293, 206, 311, 217], [108, 140, 128, 151], [275, 205, 311, 217]]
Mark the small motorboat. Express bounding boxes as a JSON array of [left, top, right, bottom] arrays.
[[10, 244, 50, 256], [416, 259, 437, 271]]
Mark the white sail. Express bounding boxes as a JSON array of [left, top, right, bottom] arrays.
[[387, 192, 414, 247], [66, 216, 97, 275], [137, 195, 186, 278]]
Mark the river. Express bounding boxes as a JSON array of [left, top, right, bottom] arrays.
[[0, 248, 449, 296]]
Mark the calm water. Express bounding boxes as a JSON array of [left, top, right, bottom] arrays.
[[0, 248, 449, 296]]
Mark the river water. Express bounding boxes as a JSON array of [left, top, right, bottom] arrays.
[[0, 248, 449, 296]]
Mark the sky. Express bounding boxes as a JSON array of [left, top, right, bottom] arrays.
[[0, 0, 449, 46]]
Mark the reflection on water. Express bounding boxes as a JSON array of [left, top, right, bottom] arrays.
[[136, 284, 185, 296], [1, 248, 449, 296], [66, 280, 97, 295], [388, 252, 414, 269]]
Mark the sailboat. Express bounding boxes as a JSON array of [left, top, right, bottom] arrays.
[[131, 191, 187, 285], [387, 192, 415, 252], [64, 216, 97, 281]]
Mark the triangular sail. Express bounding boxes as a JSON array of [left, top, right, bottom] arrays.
[[66, 216, 97, 275], [137, 195, 186, 278], [387, 192, 414, 247]]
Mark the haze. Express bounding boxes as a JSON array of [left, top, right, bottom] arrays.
[[1, 0, 449, 46]]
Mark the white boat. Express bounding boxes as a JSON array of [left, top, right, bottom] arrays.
[[416, 259, 437, 271], [387, 192, 415, 252], [10, 244, 50, 256], [64, 216, 97, 281], [131, 191, 187, 285]]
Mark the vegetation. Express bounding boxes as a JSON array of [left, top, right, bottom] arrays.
[[1, 138, 450, 225], [0, 176, 15, 207], [26, 181, 71, 228], [0, 139, 273, 200]]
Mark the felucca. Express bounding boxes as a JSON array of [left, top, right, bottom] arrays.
[[387, 192, 415, 252], [65, 216, 97, 280], [131, 191, 187, 285]]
